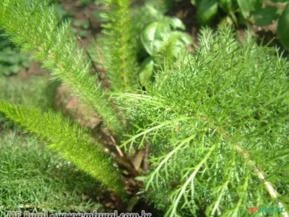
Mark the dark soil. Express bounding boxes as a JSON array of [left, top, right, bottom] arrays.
[[60, 0, 103, 46], [168, 0, 199, 38]]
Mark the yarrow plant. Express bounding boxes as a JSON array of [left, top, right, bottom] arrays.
[[118, 29, 289, 216], [0, 0, 288, 216]]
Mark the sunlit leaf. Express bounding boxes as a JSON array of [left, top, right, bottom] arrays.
[[141, 21, 171, 55], [237, 0, 261, 18]]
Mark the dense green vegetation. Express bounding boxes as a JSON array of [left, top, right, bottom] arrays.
[[0, 0, 288, 216], [0, 130, 103, 215], [119, 28, 289, 216], [0, 67, 103, 214]]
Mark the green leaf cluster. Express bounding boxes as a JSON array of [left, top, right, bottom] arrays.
[[192, 0, 289, 50], [118, 28, 289, 216], [0, 0, 289, 215], [0, 0, 124, 196], [139, 6, 191, 88]]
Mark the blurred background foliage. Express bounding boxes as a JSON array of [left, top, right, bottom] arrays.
[[0, 31, 31, 77], [191, 0, 289, 49]]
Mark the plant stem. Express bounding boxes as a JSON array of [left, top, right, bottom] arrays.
[[235, 144, 289, 217]]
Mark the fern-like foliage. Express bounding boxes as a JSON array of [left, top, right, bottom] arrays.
[[1, 0, 289, 214], [0, 0, 122, 134], [117, 29, 289, 216], [102, 0, 139, 92], [0, 101, 125, 196]]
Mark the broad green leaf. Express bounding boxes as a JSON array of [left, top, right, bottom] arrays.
[[219, 0, 234, 13], [277, 5, 289, 50], [237, 0, 261, 18], [196, 0, 218, 24], [168, 17, 186, 30], [252, 7, 279, 26], [141, 21, 171, 55], [141, 18, 190, 56], [271, 0, 289, 2], [145, 4, 164, 20], [164, 32, 192, 58]]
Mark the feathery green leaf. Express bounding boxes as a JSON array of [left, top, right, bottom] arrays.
[[102, 0, 139, 91], [0, 0, 123, 134], [117, 28, 289, 216], [0, 101, 125, 196]]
